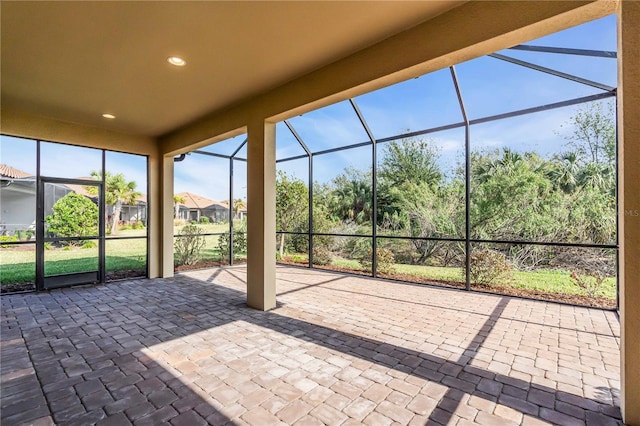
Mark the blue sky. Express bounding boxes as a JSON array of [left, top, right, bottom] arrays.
[[1, 15, 617, 203]]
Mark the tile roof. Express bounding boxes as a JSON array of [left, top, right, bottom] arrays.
[[175, 192, 227, 209], [0, 164, 33, 179]]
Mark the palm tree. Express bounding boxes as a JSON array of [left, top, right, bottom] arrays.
[[89, 171, 142, 235], [232, 198, 246, 220], [173, 195, 186, 219], [550, 152, 581, 194]]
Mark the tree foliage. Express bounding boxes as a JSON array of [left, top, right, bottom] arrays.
[[275, 171, 308, 257], [274, 103, 616, 276], [46, 193, 99, 246], [173, 195, 186, 218], [88, 171, 141, 235]]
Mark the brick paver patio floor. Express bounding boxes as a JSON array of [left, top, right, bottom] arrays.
[[1, 265, 622, 425]]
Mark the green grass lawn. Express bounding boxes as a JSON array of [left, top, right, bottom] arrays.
[[289, 255, 616, 300], [2, 233, 615, 301], [1, 235, 148, 285], [0, 224, 245, 286]]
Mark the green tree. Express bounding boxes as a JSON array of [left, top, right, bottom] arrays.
[[275, 171, 308, 258], [46, 192, 99, 246], [378, 137, 443, 226], [378, 137, 442, 188], [470, 149, 563, 243], [327, 168, 372, 225], [89, 171, 141, 235], [549, 151, 581, 194], [390, 181, 462, 263], [232, 198, 246, 220], [560, 102, 616, 165]]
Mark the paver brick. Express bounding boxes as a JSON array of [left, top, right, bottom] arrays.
[[241, 406, 280, 426], [376, 400, 414, 424], [170, 410, 208, 426], [1, 266, 623, 426], [362, 382, 392, 403], [276, 399, 313, 424]]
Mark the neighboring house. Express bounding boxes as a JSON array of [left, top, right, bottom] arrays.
[[175, 192, 229, 223], [0, 164, 36, 235]]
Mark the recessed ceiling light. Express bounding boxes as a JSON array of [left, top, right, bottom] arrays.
[[167, 56, 186, 66], [102, 113, 116, 119]]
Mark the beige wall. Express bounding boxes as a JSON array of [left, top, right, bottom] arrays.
[[1, 107, 156, 155], [618, 1, 640, 423]]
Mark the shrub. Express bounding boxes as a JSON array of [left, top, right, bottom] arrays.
[[174, 224, 206, 266], [312, 246, 333, 265], [291, 254, 307, 263], [0, 235, 18, 248], [360, 247, 396, 274], [570, 269, 607, 298], [81, 240, 97, 249], [46, 193, 99, 246], [467, 248, 513, 286], [216, 225, 247, 258], [43, 242, 52, 250], [199, 216, 210, 224], [133, 221, 145, 230]]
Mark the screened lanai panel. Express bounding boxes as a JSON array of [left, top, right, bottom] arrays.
[[495, 16, 617, 89], [376, 238, 465, 289], [275, 156, 309, 266], [312, 235, 371, 277], [174, 152, 230, 230], [455, 54, 606, 121], [354, 68, 464, 140], [105, 151, 147, 227], [104, 151, 147, 280], [469, 98, 616, 246], [276, 157, 309, 233], [469, 242, 616, 309], [286, 100, 371, 152], [276, 121, 307, 160], [40, 142, 102, 179], [196, 134, 247, 156], [502, 50, 617, 90], [376, 127, 465, 238], [0, 135, 36, 293], [232, 159, 247, 210], [313, 145, 373, 231]]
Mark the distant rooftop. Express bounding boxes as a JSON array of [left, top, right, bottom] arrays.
[[0, 164, 32, 179]]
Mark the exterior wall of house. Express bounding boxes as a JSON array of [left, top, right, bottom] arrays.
[[119, 204, 147, 224], [0, 183, 36, 234]]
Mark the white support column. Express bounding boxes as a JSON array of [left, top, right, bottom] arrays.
[[161, 155, 175, 278], [246, 119, 277, 310], [618, 2, 640, 424]]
